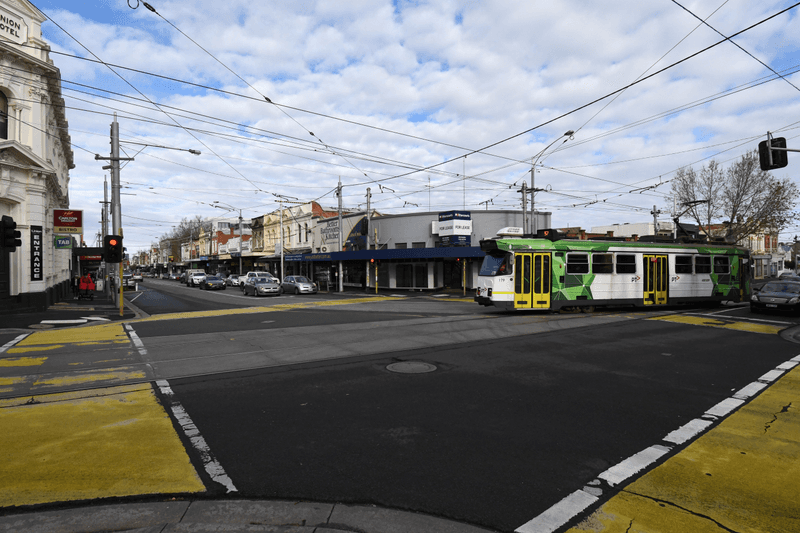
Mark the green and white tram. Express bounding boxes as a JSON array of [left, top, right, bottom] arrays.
[[474, 227, 750, 311]]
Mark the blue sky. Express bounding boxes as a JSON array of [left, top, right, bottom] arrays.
[[25, 0, 800, 251]]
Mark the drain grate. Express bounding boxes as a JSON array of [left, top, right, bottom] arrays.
[[386, 361, 437, 374]]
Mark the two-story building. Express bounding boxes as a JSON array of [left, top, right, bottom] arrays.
[[0, 0, 74, 312]]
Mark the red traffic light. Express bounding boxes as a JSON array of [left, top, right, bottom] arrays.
[[108, 238, 118, 246]]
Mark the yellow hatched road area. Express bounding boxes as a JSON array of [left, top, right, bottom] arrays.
[[0, 384, 204, 507], [648, 314, 785, 335], [567, 365, 800, 533]]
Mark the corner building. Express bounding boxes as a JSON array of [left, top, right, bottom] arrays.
[[0, 0, 74, 312]]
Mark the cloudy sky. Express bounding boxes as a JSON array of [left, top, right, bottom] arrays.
[[32, 0, 800, 252]]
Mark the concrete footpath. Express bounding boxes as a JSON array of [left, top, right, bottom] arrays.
[[0, 499, 497, 533]]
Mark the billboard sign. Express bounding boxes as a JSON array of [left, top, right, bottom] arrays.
[[53, 209, 83, 234], [54, 236, 72, 249]]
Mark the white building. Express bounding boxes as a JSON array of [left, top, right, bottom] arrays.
[[591, 221, 675, 238], [0, 0, 74, 312]]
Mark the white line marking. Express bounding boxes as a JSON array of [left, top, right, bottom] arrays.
[[125, 324, 148, 356], [514, 352, 800, 532], [733, 382, 768, 400], [705, 397, 745, 418], [40, 319, 87, 324], [156, 379, 237, 493], [759, 369, 785, 383], [663, 418, 713, 445], [515, 490, 598, 533], [130, 292, 144, 302], [683, 313, 791, 324], [597, 445, 671, 487], [81, 316, 110, 322], [0, 333, 30, 354]]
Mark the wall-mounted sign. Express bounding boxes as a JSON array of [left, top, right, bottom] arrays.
[[30, 226, 43, 281], [54, 236, 72, 249], [0, 8, 28, 45], [438, 211, 472, 239], [53, 209, 83, 234]]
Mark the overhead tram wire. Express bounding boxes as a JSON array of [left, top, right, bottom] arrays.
[[671, 0, 800, 94], [40, 10, 272, 197], [373, 1, 800, 183], [131, 1, 407, 204]]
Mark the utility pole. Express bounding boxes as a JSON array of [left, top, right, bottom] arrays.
[[366, 188, 371, 249], [651, 205, 661, 235], [337, 177, 343, 293], [518, 181, 528, 236], [279, 201, 284, 281], [95, 115, 133, 316]]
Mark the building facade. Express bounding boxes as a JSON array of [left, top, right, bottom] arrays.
[[0, 0, 74, 312]]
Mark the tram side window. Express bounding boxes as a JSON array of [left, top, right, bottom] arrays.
[[616, 254, 636, 274], [566, 253, 589, 274], [479, 254, 512, 276], [675, 255, 693, 274], [695, 256, 712, 274], [592, 253, 613, 274], [714, 256, 730, 274]]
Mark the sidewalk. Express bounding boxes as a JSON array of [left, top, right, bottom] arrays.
[[0, 499, 498, 533], [0, 288, 137, 331]]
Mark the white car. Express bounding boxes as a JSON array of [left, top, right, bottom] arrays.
[[188, 272, 206, 287], [226, 274, 241, 286]]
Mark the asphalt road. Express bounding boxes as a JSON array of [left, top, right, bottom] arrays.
[[163, 314, 799, 532]]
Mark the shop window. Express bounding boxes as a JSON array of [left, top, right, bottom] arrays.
[[0, 91, 7, 140], [675, 255, 693, 274], [566, 253, 589, 274], [397, 264, 413, 287], [616, 254, 636, 274], [591, 253, 613, 274]]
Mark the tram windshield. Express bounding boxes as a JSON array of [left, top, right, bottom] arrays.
[[479, 254, 512, 276]]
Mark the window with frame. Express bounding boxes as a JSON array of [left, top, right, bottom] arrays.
[[592, 253, 613, 274], [395, 242, 407, 249], [713, 255, 730, 274], [695, 255, 712, 274], [675, 255, 693, 274], [616, 254, 636, 274], [566, 253, 589, 274]]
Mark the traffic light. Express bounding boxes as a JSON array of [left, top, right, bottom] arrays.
[[104, 234, 123, 262], [759, 137, 788, 171], [1, 215, 21, 253]]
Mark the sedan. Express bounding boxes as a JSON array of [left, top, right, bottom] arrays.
[[200, 275, 226, 290], [751, 281, 800, 313], [132, 272, 144, 283], [243, 276, 282, 297], [281, 275, 318, 294], [226, 274, 241, 287]]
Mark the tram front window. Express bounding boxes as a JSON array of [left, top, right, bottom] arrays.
[[479, 254, 512, 276]]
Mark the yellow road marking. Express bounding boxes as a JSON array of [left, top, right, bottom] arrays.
[[568, 366, 800, 533], [16, 323, 129, 346], [0, 356, 47, 367], [649, 314, 783, 334], [32, 367, 147, 388], [0, 384, 204, 507], [7, 345, 64, 354], [130, 296, 396, 323]]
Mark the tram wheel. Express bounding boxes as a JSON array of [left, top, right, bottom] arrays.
[[581, 306, 596, 313], [559, 306, 580, 314]]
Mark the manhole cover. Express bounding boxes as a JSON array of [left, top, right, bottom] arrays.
[[386, 361, 437, 374], [28, 324, 54, 329]]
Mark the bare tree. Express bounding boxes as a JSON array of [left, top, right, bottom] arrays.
[[669, 151, 798, 244]]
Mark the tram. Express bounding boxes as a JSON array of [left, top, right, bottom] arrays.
[[474, 227, 750, 311]]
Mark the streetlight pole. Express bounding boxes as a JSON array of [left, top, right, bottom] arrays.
[[529, 130, 574, 235]]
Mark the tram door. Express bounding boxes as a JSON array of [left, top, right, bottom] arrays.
[[643, 254, 668, 305], [514, 253, 551, 309]]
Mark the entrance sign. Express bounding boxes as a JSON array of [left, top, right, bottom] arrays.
[[30, 225, 43, 281]]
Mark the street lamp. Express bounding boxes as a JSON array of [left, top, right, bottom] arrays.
[[213, 201, 244, 276], [529, 130, 574, 234]]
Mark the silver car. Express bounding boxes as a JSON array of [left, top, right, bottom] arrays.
[[281, 275, 318, 294], [226, 274, 241, 286], [243, 276, 282, 297]]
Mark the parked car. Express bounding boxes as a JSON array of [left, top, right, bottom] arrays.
[[184, 269, 206, 285], [242, 276, 282, 297], [122, 272, 134, 288], [778, 273, 800, 281], [226, 274, 241, 287], [200, 275, 226, 290], [169, 273, 180, 281], [281, 275, 318, 294], [188, 272, 207, 287], [132, 272, 143, 283], [751, 281, 800, 313], [241, 271, 275, 292]]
